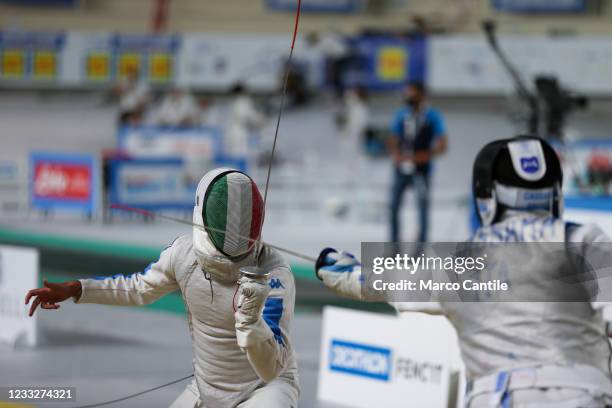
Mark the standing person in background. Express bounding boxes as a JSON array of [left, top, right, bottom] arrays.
[[388, 81, 447, 243], [306, 31, 349, 99], [155, 86, 200, 127], [339, 87, 370, 180], [226, 84, 267, 159], [114, 67, 151, 126], [327, 87, 371, 219]]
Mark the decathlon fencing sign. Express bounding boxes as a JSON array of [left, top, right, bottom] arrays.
[[318, 306, 458, 408], [0, 245, 39, 348]]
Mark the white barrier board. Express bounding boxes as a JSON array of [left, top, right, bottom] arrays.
[[0, 246, 39, 348], [318, 306, 460, 408], [429, 35, 612, 95]]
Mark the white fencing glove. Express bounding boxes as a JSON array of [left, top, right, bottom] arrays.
[[316, 248, 363, 300], [235, 276, 271, 325]]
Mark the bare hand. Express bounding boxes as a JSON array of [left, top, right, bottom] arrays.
[[392, 152, 412, 164], [25, 280, 81, 317], [413, 151, 431, 165]]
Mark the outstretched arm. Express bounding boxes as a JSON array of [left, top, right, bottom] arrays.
[[76, 243, 179, 306], [26, 242, 180, 316]]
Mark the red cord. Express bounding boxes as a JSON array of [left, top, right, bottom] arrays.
[[232, 284, 240, 313], [290, 0, 302, 50]]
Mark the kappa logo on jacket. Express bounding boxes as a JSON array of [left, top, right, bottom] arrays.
[[269, 278, 285, 289]]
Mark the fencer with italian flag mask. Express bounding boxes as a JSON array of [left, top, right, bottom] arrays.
[[25, 167, 299, 408], [193, 167, 265, 276]]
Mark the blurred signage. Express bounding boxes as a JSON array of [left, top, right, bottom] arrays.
[[85, 51, 111, 82], [0, 0, 77, 5], [112, 34, 180, 83], [0, 245, 39, 349], [377, 46, 408, 81], [117, 126, 223, 160], [108, 158, 196, 210], [149, 52, 172, 82], [30, 152, 99, 213], [265, 0, 365, 13], [32, 50, 57, 79], [429, 36, 612, 96], [178, 34, 291, 91], [353, 37, 427, 90], [108, 155, 248, 210], [0, 49, 26, 79], [117, 52, 141, 79], [492, 0, 586, 12], [551, 139, 612, 206], [0, 31, 64, 81], [318, 307, 458, 408]]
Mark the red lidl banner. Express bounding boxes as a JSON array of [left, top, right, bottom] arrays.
[[33, 162, 91, 200], [30, 152, 99, 213]]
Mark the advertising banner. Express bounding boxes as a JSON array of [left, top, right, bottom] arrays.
[[429, 36, 612, 95], [552, 139, 612, 211], [117, 126, 223, 160], [112, 34, 180, 83], [318, 307, 459, 408], [0, 31, 65, 81], [29, 152, 99, 213], [492, 0, 586, 12], [108, 158, 196, 210], [0, 159, 27, 214], [265, 0, 365, 13], [353, 37, 427, 90], [108, 155, 248, 211], [0, 245, 39, 348], [177, 34, 291, 91]]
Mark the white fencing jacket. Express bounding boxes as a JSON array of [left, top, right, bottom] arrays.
[[76, 235, 299, 408]]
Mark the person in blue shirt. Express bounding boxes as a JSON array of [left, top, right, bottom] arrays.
[[387, 81, 448, 242]]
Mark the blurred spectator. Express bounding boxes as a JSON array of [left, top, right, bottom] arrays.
[[284, 59, 310, 108], [154, 87, 199, 127], [332, 87, 371, 216], [113, 68, 150, 126], [587, 150, 612, 195], [198, 98, 221, 127], [339, 87, 370, 161], [306, 31, 350, 99], [387, 81, 448, 243], [226, 83, 266, 157]]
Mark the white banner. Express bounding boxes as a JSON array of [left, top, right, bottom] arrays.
[[118, 126, 222, 159], [318, 306, 462, 408], [177, 34, 292, 91], [0, 245, 39, 348], [429, 35, 612, 95]]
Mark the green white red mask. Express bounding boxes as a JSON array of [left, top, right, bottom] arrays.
[[193, 168, 264, 258]]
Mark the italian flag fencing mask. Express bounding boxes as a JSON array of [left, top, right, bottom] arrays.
[[193, 168, 264, 258]]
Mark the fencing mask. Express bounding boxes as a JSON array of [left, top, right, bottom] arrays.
[[193, 168, 264, 258]]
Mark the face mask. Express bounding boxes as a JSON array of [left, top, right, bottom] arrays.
[[194, 168, 264, 258], [406, 96, 421, 108]]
